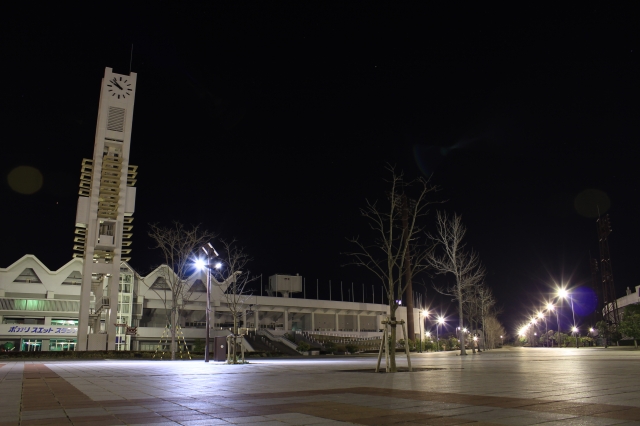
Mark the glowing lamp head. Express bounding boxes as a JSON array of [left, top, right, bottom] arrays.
[[473, 336, 478, 341], [463, 328, 468, 333], [547, 303, 555, 311], [426, 331, 431, 337], [422, 310, 429, 316], [194, 258, 206, 271], [437, 316, 445, 325], [214, 262, 222, 269], [589, 328, 594, 332], [558, 288, 569, 299], [572, 326, 578, 333], [537, 312, 544, 319]]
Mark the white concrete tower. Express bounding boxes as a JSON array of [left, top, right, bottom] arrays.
[[74, 68, 138, 351]]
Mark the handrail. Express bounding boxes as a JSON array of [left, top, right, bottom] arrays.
[[257, 329, 300, 351]]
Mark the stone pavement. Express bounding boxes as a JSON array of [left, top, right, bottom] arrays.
[[1, 347, 639, 426]]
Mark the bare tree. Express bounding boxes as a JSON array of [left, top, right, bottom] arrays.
[[476, 284, 495, 350], [462, 283, 480, 353], [427, 212, 485, 356], [213, 239, 258, 364], [483, 315, 506, 349], [147, 223, 215, 360], [345, 166, 438, 372]]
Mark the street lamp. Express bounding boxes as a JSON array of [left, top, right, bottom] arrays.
[[537, 311, 547, 347], [557, 287, 576, 346], [436, 316, 445, 352], [572, 326, 579, 348], [419, 310, 428, 353], [500, 335, 503, 347], [200, 243, 219, 363], [547, 303, 557, 347]]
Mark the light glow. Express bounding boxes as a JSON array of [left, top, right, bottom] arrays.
[[558, 288, 569, 299], [194, 258, 206, 271]]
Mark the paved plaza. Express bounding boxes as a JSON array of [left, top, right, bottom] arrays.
[[1, 347, 639, 426]]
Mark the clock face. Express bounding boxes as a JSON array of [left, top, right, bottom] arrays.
[[106, 76, 133, 99]]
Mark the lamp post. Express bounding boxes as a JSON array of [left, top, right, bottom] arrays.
[[557, 287, 574, 346], [500, 335, 503, 347], [200, 243, 219, 363], [462, 327, 468, 350], [436, 316, 445, 352], [573, 326, 579, 348], [419, 310, 428, 353], [547, 303, 556, 347], [537, 311, 546, 346]]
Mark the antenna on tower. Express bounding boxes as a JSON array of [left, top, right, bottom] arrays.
[[597, 214, 619, 336], [589, 251, 601, 325], [129, 44, 134, 74]]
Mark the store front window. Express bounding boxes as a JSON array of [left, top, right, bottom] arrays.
[[50, 319, 79, 326], [21, 339, 42, 352], [49, 339, 76, 351]]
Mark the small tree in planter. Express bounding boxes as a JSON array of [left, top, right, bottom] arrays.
[[346, 344, 359, 354], [323, 341, 336, 354], [296, 341, 311, 353]]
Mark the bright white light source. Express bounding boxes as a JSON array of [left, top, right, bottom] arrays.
[[195, 259, 206, 271], [215, 262, 222, 269]]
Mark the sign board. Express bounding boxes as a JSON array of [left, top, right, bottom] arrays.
[[0, 324, 78, 336]]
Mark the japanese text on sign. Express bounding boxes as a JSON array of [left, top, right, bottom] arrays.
[[7, 326, 77, 334]]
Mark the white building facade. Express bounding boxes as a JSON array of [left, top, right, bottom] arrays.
[[0, 255, 416, 352]]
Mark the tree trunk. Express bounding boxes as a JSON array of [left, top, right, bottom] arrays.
[[402, 196, 415, 340], [389, 317, 397, 372], [171, 308, 177, 360], [458, 298, 466, 355], [233, 314, 238, 364]]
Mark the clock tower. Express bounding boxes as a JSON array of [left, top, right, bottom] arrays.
[[73, 67, 138, 351]]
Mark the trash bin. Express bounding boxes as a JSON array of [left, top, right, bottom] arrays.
[[213, 336, 228, 361]]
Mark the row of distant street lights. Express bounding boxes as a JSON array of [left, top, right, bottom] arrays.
[[518, 286, 594, 348], [418, 310, 446, 352]]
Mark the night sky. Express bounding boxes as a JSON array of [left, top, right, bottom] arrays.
[[2, 4, 638, 335]]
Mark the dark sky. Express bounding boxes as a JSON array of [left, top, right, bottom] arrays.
[[2, 4, 638, 334]]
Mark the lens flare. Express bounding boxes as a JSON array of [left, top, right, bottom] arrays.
[[7, 166, 43, 195]]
